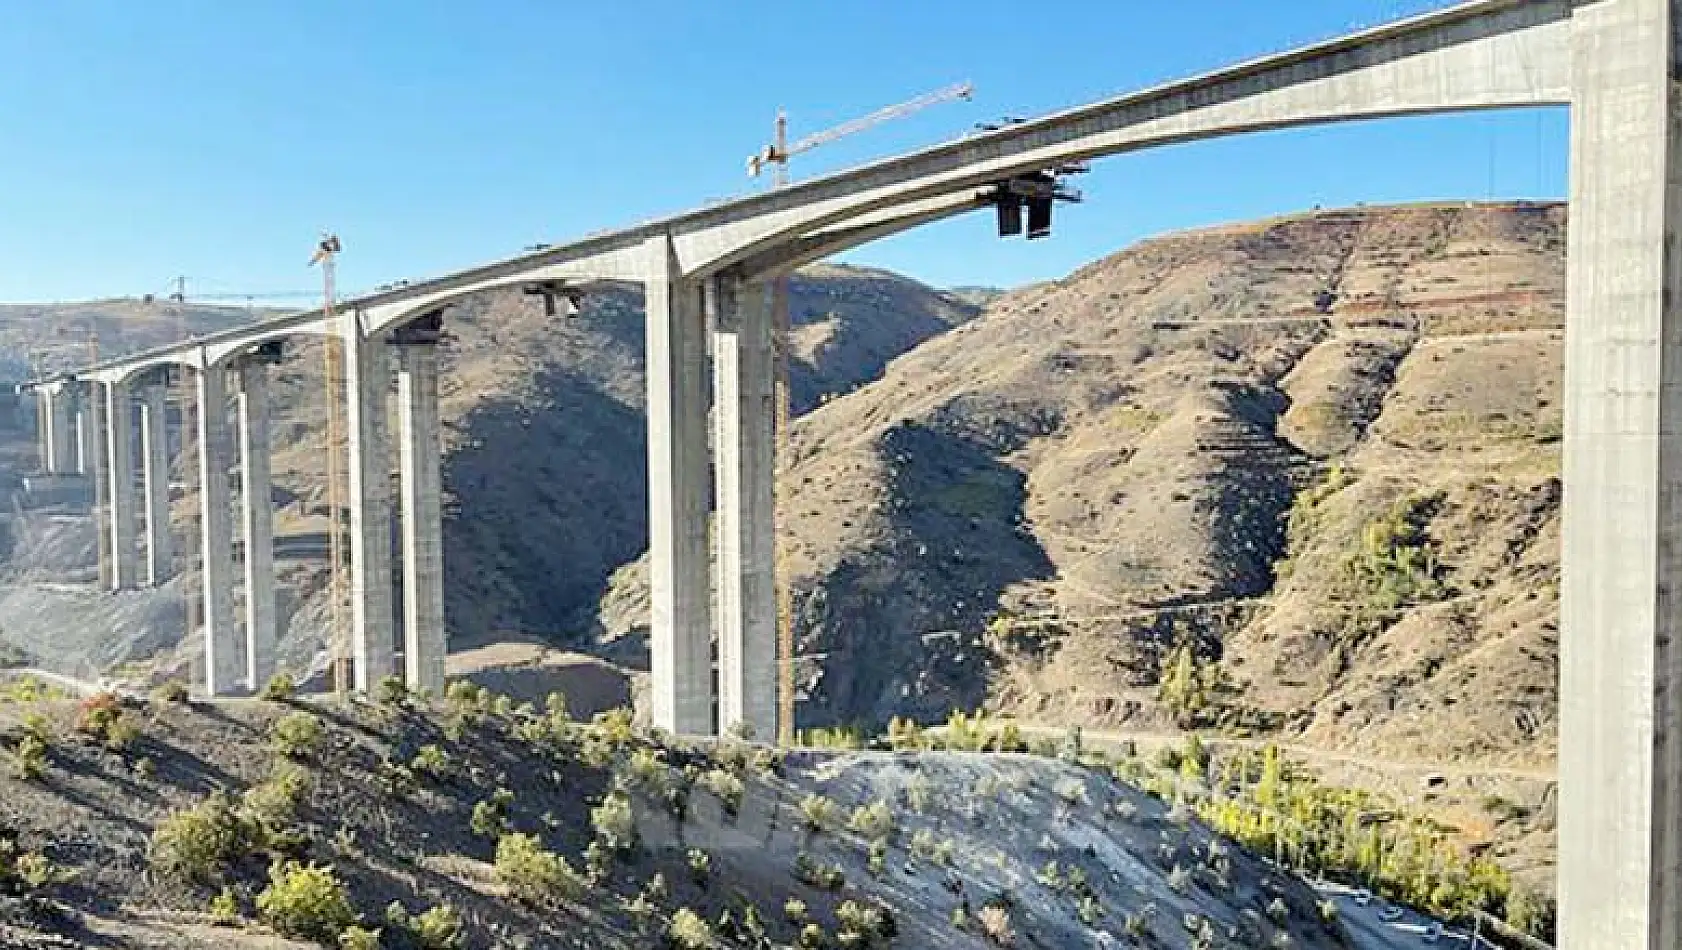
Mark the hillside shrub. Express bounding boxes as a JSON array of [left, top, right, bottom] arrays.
[[978, 905, 1013, 946], [409, 903, 465, 950], [494, 833, 583, 905], [792, 852, 845, 891], [256, 860, 357, 944], [1344, 492, 1447, 611], [699, 767, 745, 817], [270, 711, 325, 759], [338, 926, 380, 950], [669, 908, 713, 949], [799, 794, 839, 835], [244, 761, 314, 839], [259, 672, 296, 702], [847, 799, 895, 842], [149, 791, 251, 884], [591, 791, 638, 852]]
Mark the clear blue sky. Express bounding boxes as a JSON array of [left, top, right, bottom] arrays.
[[0, 1, 1567, 304]]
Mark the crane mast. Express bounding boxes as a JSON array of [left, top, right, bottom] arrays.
[[747, 82, 974, 745]]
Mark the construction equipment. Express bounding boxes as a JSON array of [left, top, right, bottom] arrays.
[[748, 81, 973, 186], [309, 235, 351, 698], [748, 83, 975, 744]]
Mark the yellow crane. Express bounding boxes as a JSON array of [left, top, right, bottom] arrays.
[[747, 82, 975, 744], [309, 235, 351, 698]]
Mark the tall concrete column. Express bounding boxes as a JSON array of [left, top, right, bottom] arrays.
[[41, 385, 75, 475], [711, 276, 778, 741], [104, 379, 139, 590], [1558, 1, 1682, 946], [345, 320, 395, 693], [197, 366, 240, 696], [645, 233, 714, 735], [236, 362, 276, 692], [396, 341, 445, 694], [84, 382, 111, 589], [34, 389, 50, 473], [140, 385, 173, 586]]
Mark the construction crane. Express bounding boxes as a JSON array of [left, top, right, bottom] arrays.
[[748, 82, 975, 745], [309, 235, 352, 698], [748, 81, 974, 186]]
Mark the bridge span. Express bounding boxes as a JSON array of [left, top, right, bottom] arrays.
[[18, 1, 1680, 943]]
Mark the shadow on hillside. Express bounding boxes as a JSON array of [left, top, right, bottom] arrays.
[[441, 364, 648, 645], [796, 420, 1055, 729]]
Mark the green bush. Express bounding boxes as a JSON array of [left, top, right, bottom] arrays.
[[151, 679, 190, 705], [836, 900, 895, 948], [375, 675, 408, 707], [411, 744, 450, 780], [209, 887, 240, 925], [792, 852, 845, 891], [699, 768, 745, 816], [338, 925, 381, 950], [494, 832, 584, 905], [668, 907, 713, 949], [591, 791, 638, 852], [270, 712, 325, 759], [847, 799, 895, 843], [260, 672, 297, 702], [256, 860, 357, 944], [409, 903, 465, 950], [799, 794, 840, 835], [11, 732, 47, 780], [150, 791, 251, 884], [1506, 885, 1556, 941], [244, 761, 314, 833]]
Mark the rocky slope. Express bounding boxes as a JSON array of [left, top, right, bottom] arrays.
[[0, 686, 1355, 949]]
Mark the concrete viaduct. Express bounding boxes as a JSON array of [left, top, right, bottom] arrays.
[[19, 0, 1681, 942]]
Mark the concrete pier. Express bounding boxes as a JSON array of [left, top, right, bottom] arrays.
[[197, 367, 239, 696], [1557, 0, 1682, 944], [236, 362, 276, 692], [345, 323, 395, 692], [711, 276, 778, 740], [140, 384, 173, 586], [396, 341, 446, 694], [645, 233, 713, 735], [74, 398, 93, 477], [40, 384, 75, 475], [84, 382, 111, 589], [104, 380, 138, 589]]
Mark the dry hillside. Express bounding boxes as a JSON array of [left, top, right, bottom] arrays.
[[603, 202, 1564, 781], [0, 683, 1357, 949]]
